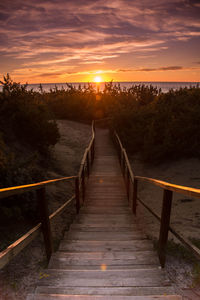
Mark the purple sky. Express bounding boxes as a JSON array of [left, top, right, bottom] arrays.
[[0, 0, 200, 83]]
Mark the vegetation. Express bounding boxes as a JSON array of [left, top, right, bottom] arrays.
[[32, 79, 200, 164], [0, 74, 60, 243], [1, 74, 199, 185]]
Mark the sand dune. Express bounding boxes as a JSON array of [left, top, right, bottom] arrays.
[[131, 156, 200, 242]]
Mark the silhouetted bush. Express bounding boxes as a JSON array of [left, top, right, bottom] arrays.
[[34, 80, 200, 163], [0, 74, 60, 226], [1, 74, 199, 167], [0, 74, 60, 153]]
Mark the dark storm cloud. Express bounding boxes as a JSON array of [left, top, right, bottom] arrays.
[[0, 0, 200, 79]]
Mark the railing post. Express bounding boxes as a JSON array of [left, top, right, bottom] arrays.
[[93, 120, 96, 132], [75, 177, 80, 214], [120, 148, 123, 168], [82, 167, 85, 202], [91, 140, 95, 164], [87, 152, 90, 177], [36, 187, 53, 261], [126, 169, 130, 203], [158, 189, 173, 268], [122, 151, 125, 177], [132, 178, 138, 215]]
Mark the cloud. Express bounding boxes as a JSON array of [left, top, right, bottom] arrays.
[[118, 66, 183, 72], [0, 0, 199, 81]]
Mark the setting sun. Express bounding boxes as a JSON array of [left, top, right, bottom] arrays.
[[93, 76, 102, 83]]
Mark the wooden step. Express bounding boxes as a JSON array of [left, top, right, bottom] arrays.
[[59, 240, 153, 252], [32, 286, 178, 296], [64, 231, 146, 241], [77, 214, 134, 220], [73, 220, 136, 226], [48, 251, 159, 268], [80, 207, 130, 214], [27, 294, 182, 300], [37, 269, 170, 287], [70, 224, 137, 231], [85, 200, 127, 205]]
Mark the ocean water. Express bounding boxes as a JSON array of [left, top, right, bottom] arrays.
[[0, 81, 199, 93]]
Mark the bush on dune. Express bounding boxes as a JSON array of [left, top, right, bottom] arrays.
[[112, 86, 200, 163], [0, 73, 60, 153], [0, 74, 61, 228], [37, 79, 200, 163]]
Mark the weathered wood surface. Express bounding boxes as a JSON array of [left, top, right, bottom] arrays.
[[27, 294, 182, 300], [136, 175, 200, 198], [27, 128, 182, 300]]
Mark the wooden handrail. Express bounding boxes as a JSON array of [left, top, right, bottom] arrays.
[[0, 176, 76, 200], [113, 130, 200, 267], [0, 121, 96, 269], [135, 176, 200, 199], [77, 120, 95, 208]]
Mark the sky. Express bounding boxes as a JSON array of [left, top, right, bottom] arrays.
[[0, 0, 200, 83]]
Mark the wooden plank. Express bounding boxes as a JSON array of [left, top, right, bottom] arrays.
[[73, 218, 135, 224], [48, 261, 160, 271], [70, 224, 136, 230], [84, 202, 127, 207], [76, 216, 134, 223], [77, 213, 132, 218], [37, 269, 170, 287], [80, 208, 130, 214], [48, 251, 159, 268], [27, 294, 182, 300], [65, 231, 145, 241], [32, 286, 178, 297], [51, 250, 158, 260], [68, 227, 136, 232], [59, 240, 153, 252]]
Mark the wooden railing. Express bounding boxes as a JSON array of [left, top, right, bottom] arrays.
[[0, 121, 95, 269], [114, 131, 200, 267], [75, 120, 95, 213]]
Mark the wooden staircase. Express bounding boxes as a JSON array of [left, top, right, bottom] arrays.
[[27, 128, 182, 300]]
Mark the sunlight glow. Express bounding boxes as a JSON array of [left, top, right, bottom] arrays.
[[101, 264, 107, 271], [94, 76, 102, 83]]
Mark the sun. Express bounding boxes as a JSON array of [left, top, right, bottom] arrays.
[[93, 76, 102, 83]]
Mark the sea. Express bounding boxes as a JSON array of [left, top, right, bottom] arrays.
[[0, 81, 199, 93]]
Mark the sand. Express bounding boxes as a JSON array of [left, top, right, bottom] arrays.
[[130, 156, 200, 242]]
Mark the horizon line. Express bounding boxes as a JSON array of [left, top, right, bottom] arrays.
[[19, 80, 200, 85]]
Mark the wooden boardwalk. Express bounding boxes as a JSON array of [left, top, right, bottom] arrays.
[[27, 128, 182, 300]]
